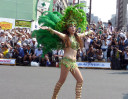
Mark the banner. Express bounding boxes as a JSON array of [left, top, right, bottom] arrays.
[[0, 59, 15, 65], [15, 20, 31, 28], [0, 18, 15, 30], [76, 62, 111, 68], [0, 22, 12, 30]]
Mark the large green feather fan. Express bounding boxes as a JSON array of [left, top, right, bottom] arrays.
[[32, 11, 63, 57]]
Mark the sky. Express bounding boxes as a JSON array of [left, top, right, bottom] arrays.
[[86, 0, 117, 22]]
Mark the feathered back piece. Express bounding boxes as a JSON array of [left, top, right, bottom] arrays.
[[32, 3, 88, 57], [32, 11, 63, 57]]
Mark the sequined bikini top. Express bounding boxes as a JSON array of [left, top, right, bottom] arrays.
[[69, 36, 79, 50]]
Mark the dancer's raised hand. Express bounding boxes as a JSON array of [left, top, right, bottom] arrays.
[[40, 26, 49, 30]]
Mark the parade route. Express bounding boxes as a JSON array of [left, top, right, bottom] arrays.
[[0, 66, 128, 99]]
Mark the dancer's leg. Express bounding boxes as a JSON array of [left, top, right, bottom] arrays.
[[70, 67, 83, 99], [52, 65, 69, 99]]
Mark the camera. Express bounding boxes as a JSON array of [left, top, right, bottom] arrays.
[[104, 37, 107, 39]]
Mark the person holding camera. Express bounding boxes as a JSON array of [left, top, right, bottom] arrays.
[[95, 49, 103, 61], [110, 46, 121, 70], [23, 44, 34, 64], [12, 42, 24, 64], [32, 47, 42, 63], [117, 46, 128, 69], [110, 38, 118, 46], [101, 36, 108, 61], [87, 45, 95, 62], [92, 36, 102, 50], [118, 36, 125, 51]]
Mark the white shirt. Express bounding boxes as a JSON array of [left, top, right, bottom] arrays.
[[58, 50, 64, 56], [30, 41, 38, 48], [101, 40, 108, 49], [52, 50, 57, 55], [107, 26, 114, 34], [0, 36, 6, 43], [84, 38, 91, 50], [106, 40, 111, 46]]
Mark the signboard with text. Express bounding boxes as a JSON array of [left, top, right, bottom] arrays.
[[0, 59, 15, 65], [0, 18, 15, 30], [15, 20, 31, 28], [76, 62, 111, 68]]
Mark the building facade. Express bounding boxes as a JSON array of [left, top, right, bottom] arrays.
[[0, 0, 38, 30], [116, 0, 128, 31], [53, 0, 68, 13], [0, 0, 37, 21]]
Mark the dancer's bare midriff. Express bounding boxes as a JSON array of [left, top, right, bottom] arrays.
[[63, 47, 77, 61]]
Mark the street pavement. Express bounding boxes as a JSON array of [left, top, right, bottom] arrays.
[[0, 66, 128, 99]]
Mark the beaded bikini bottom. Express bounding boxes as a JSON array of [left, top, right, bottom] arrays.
[[60, 57, 78, 71]]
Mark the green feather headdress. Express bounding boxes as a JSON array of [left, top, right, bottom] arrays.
[[56, 3, 88, 32]]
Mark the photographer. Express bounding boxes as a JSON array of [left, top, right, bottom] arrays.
[[101, 36, 108, 61], [110, 46, 121, 70], [32, 47, 42, 63], [110, 38, 118, 46], [87, 45, 95, 62], [23, 44, 34, 64], [118, 36, 125, 51], [92, 37, 102, 49], [12, 42, 24, 65], [117, 46, 128, 69], [123, 47, 128, 66], [95, 49, 103, 61]]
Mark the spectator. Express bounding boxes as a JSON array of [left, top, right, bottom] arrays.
[[123, 46, 128, 66], [118, 46, 128, 69], [23, 44, 34, 64], [21, 35, 29, 46], [124, 34, 128, 47], [110, 46, 121, 70], [97, 21, 103, 34], [0, 32, 6, 43], [102, 28, 108, 37], [12, 42, 24, 65], [52, 50, 59, 62], [76, 49, 82, 61], [30, 38, 37, 51], [118, 36, 125, 51], [87, 45, 95, 62], [2, 45, 10, 58], [95, 49, 103, 61], [110, 38, 118, 46], [84, 35, 91, 51], [92, 37, 102, 49], [107, 21, 114, 34], [32, 47, 42, 63], [101, 36, 108, 61], [45, 54, 51, 66], [58, 49, 64, 62]]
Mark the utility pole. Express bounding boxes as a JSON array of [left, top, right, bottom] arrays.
[[89, 0, 92, 24]]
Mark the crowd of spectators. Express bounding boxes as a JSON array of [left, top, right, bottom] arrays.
[[0, 21, 128, 69]]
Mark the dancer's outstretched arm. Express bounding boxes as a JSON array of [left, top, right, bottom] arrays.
[[40, 26, 66, 40], [78, 30, 94, 38]]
